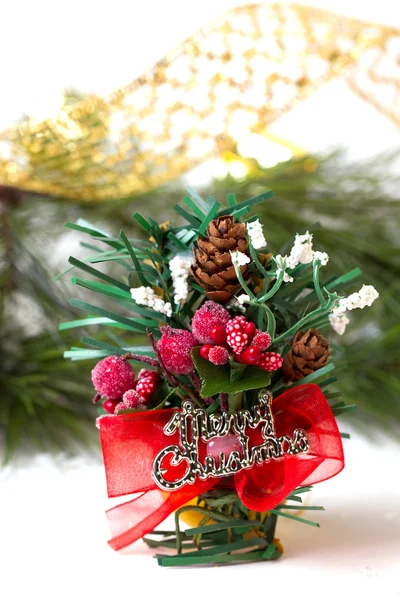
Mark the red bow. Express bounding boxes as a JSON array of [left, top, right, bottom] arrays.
[[100, 384, 344, 551]]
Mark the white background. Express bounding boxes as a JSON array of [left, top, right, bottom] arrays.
[[1, 429, 399, 600], [1, 1, 400, 598]]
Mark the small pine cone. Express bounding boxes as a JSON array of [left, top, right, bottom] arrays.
[[258, 352, 283, 372], [191, 215, 250, 303], [282, 328, 330, 383]]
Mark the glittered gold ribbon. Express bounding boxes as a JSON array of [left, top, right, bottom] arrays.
[[0, 3, 399, 200]]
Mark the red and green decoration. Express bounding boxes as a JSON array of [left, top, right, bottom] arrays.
[[59, 187, 379, 567]]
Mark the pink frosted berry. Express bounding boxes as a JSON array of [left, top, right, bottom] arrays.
[[258, 352, 283, 372], [226, 316, 249, 353], [253, 331, 272, 351], [91, 356, 135, 400], [208, 346, 229, 366], [136, 376, 156, 400], [191, 301, 230, 344], [123, 389, 145, 405], [157, 326, 198, 375], [115, 389, 146, 413]]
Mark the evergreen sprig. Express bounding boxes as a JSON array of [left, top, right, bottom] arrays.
[[144, 486, 320, 566], [60, 186, 359, 420]]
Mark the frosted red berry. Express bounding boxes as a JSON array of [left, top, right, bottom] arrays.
[[229, 315, 247, 328], [102, 399, 120, 414], [258, 352, 283, 371], [243, 321, 257, 342], [200, 344, 213, 360], [91, 356, 135, 400], [240, 345, 262, 365], [226, 330, 248, 353], [138, 368, 160, 383], [123, 388, 146, 405], [226, 316, 249, 353], [209, 325, 227, 345], [191, 301, 230, 344], [157, 326, 198, 375], [115, 389, 146, 413], [136, 376, 156, 400], [253, 331, 272, 351], [208, 346, 229, 365]]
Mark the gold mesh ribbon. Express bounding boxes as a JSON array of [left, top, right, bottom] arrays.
[[0, 3, 399, 200]]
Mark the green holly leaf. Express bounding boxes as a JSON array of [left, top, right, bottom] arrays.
[[229, 360, 247, 382], [191, 348, 271, 398]]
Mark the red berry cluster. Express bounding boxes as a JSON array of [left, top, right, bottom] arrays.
[[114, 369, 160, 413], [91, 355, 160, 415], [198, 314, 282, 373]]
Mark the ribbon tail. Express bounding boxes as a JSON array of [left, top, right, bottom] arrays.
[[107, 484, 214, 551]]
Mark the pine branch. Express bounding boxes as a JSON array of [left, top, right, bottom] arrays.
[[144, 486, 318, 566]]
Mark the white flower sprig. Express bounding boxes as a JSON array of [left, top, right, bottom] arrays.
[[130, 286, 172, 317], [332, 285, 379, 315], [229, 250, 257, 302], [226, 296, 248, 312], [273, 233, 329, 286], [346, 285, 379, 310], [329, 313, 350, 336], [329, 284, 379, 335], [169, 254, 192, 305], [313, 251, 329, 266], [273, 254, 293, 283], [246, 219, 267, 250], [231, 250, 251, 267], [236, 294, 251, 305], [286, 231, 314, 269]]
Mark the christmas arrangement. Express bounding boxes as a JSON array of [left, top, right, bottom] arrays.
[[60, 187, 379, 566]]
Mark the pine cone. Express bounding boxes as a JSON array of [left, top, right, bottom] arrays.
[[191, 215, 249, 303], [282, 328, 330, 382]]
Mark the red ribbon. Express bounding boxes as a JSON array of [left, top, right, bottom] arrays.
[[100, 384, 344, 551]]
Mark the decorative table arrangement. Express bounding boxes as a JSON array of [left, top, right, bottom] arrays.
[[60, 187, 378, 566]]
